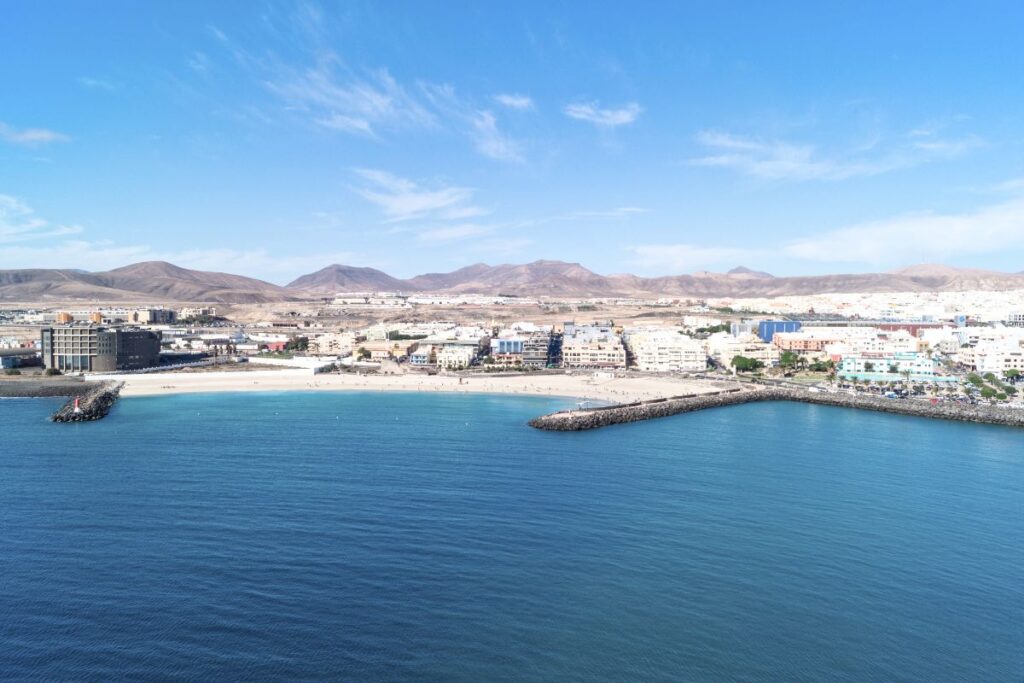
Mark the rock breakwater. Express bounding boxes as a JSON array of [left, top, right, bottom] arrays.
[[529, 387, 1024, 431], [51, 382, 123, 423]]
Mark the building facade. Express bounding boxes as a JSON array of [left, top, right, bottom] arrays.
[[41, 325, 162, 372]]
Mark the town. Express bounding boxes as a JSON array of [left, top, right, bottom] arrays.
[[3, 287, 1024, 406]]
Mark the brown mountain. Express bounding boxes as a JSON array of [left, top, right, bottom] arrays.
[[286, 264, 408, 294], [287, 260, 1024, 297], [0, 261, 293, 303], [5, 259, 1024, 302]]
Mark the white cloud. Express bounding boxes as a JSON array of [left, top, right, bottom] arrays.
[[0, 122, 70, 145], [0, 195, 82, 243], [469, 110, 524, 162], [564, 101, 642, 127], [268, 61, 435, 136], [466, 237, 534, 255], [78, 76, 118, 91], [493, 93, 534, 110], [187, 51, 212, 75], [352, 169, 484, 222], [210, 16, 524, 163], [562, 207, 648, 220], [420, 83, 527, 163], [629, 243, 761, 273], [416, 223, 492, 243], [688, 128, 981, 181], [784, 196, 1024, 265]]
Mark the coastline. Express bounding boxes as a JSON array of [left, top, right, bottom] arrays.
[[87, 369, 735, 405]]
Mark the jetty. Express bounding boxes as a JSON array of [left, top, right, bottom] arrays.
[[529, 385, 1024, 431], [51, 381, 124, 423]]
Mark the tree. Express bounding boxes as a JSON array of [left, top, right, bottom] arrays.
[[864, 362, 875, 372], [730, 355, 764, 373], [1005, 369, 1021, 380], [779, 351, 799, 369], [980, 386, 997, 400]]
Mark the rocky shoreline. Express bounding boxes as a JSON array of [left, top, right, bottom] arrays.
[[529, 387, 1024, 431], [51, 382, 124, 423]]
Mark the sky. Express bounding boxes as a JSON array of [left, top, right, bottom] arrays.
[[3, 1, 1024, 283]]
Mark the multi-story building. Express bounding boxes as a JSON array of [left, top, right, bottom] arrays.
[[309, 332, 359, 356], [522, 332, 553, 368], [437, 344, 476, 370], [837, 351, 943, 379], [179, 306, 217, 319], [358, 339, 419, 361], [489, 335, 527, 366], [757, 320, 802, 343], [561, 325, 626, 369], [125, 308, 177, 325], [624, 328, 707, 372], [409, 345, 438, 366], [40, 325, 161, 373], [705, 332, 780, 368]]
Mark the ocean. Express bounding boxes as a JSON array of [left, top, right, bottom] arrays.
[[1, 392, 1021, 681]]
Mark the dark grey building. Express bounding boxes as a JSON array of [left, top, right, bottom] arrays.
[[41, 325, 161, 372]]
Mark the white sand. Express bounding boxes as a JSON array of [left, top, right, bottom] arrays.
[[89, 369, 733, 404]]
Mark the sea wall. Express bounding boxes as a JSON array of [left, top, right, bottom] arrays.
[[0, 378, 91, 398], [51, 381, 123, 423], [529, 387, 1024, 431]]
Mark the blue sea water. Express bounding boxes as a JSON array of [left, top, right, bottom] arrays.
[[1, 392, 1022, 682]]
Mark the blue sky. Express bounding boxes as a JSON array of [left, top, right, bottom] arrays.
[[3, 1, 1024, 282]]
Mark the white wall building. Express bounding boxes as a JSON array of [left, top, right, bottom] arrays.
[[624, 328, 707, 372]]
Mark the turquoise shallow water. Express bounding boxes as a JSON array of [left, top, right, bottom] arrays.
[[1, 392, 1022, 681]]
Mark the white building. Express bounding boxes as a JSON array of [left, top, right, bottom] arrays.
[[437, 344, 476, 370], [624, 328, 706, 372], [561, 325, 626, 369]]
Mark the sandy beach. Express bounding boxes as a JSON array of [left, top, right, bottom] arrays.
[[88, 369, 734, 404]]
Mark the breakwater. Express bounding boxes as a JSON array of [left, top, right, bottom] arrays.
[[51, 382, 123, 423], [529, 387, 1024, 431], [0, 378, 90, 398]]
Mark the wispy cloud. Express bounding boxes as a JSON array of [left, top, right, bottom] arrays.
[[562, 207, 648, 220], [783, 195, 1024, 265], [352, 169, 485, 222], [416, 223, 492, 243], [0, 122, 70, 145], [0, 195, 82, 244], [564, 101, 642, 127], [205, 14, 527, 163], [420, 83, 526, 162], [688, 127, 981, 181], [77, 76, 118, 91], [629, 243, 761, 273], [267, 59, 435, 136], [187, 51, 212, 75], [493, 93, 534, 110], [468, 110, 524, 162]]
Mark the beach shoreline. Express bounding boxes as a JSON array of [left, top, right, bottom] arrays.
[[86, 369, 734, 405]]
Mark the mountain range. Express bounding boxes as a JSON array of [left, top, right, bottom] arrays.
[[2, 260, 1024, 303]]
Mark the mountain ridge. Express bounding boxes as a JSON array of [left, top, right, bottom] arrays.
[[3, 259, 1024, 302]]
